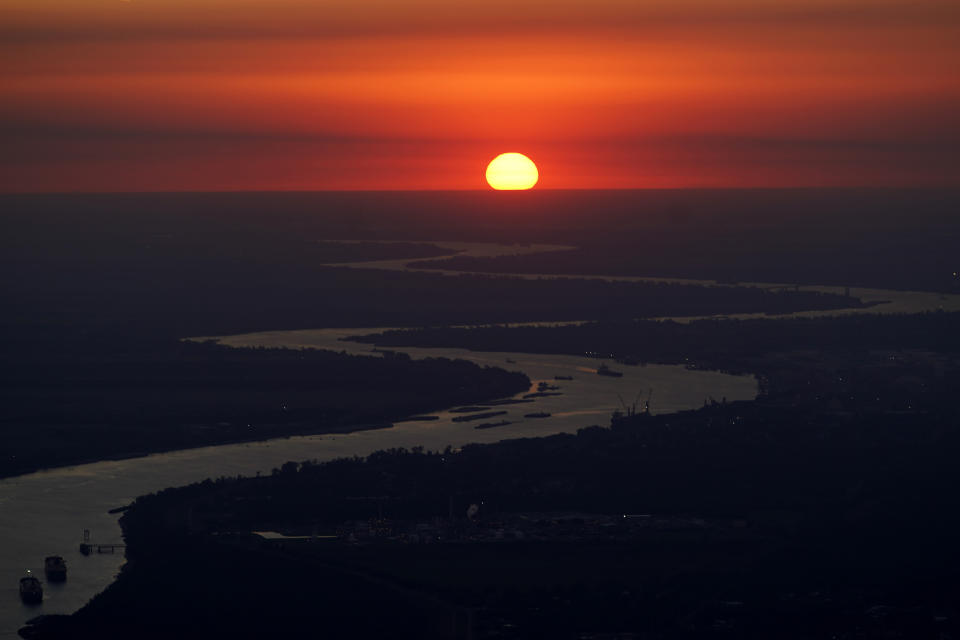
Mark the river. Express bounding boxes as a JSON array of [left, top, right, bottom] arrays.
[[3, 241, 958, 637]]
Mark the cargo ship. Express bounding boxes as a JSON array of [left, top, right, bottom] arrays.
[[45, 556, 67, 582], [19, 575, 43, 604]]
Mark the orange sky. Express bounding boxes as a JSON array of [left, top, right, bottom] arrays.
[[2, 0, 958, 190]]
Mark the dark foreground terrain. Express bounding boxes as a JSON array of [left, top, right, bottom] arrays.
[[23, 312, 960, 639]]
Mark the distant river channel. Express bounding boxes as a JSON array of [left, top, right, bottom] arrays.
[[3, 241, 959, 636]]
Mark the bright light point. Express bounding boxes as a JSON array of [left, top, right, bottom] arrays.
[[485, 153, 539, 190]]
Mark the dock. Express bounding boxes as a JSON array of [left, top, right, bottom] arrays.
[[79, 528, 125, 555], [79, 542, 125, 555]]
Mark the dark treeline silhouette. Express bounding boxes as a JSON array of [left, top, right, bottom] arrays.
[[24, 349, 960, 639], [0, 338, 528, 478]]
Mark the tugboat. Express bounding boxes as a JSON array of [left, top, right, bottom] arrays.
[[45, 556, 67, 582], [19, 574, 43, 604], [597, 363, 624, 378]]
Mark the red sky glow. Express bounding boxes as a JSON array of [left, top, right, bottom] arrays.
[[2, 0, 958, 191]]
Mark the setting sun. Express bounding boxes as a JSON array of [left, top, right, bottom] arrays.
[[485, 153, 539, 190]]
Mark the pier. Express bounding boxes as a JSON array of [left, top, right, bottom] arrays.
[[79, 542, 125, 555], [79, 529, 125, 555]]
